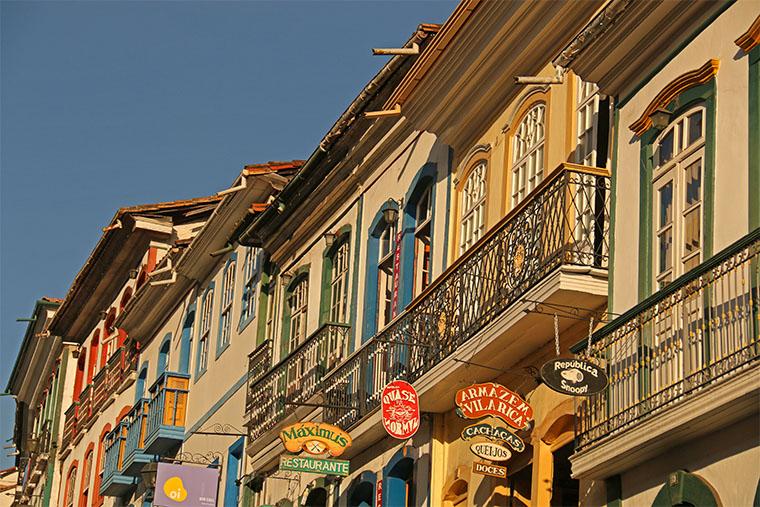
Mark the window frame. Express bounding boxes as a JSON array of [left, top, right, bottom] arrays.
[[239, 247, 260, 332], [287, 275, 309, 354], [195, 283, 215, 378], [217, 254, 237, 357], [576, 80, 600, 166], [329, 238, 351, 324], [459, 160, 487, 254], [511, 103, 546, 207], [377, 220, 397, 330]]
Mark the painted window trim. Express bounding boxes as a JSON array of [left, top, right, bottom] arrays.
[[157, 333, 172, 376], [319, 225, 352, 326], [400, 162, 438, 309], [135, 361, 149, 403], [216, 253, 238, 360], [637, 79, 716, 299], [238, 248, 260, 334], [363, 201, 400, 342], [178, 301, 196, 375], [382, 446, 416, 507], [749, 46, 760, 230], [195, 282, 216, 381], [223, 437, 245, 507], [280, 265, 310, 359]]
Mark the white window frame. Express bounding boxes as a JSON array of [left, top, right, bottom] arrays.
[[377, 221, 396, 329], [652, 105, 706, 289], [576, 80, 600, 166], [240, 248, 260, 325], [288, 276, 309, 353], [219, 259, 236, 350], [198, 288, 214, 372], [460, 161, 487, 253], [512, 104, 546, 207], [330, 240, 350, 324], [414, 186, 432, 295]]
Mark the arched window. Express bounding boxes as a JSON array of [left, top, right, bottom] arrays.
[[303, 488, 327, 507], [64, 464, 78, 507], [412, 185, 432, 296], [119, 287, 133, 313], [197, 285, 214, 375], [73, 351, 87, 401], [512, 104, 546, 206], [652, 104, 705, 288], [78, 448, 93, 507], [87, 331, 100, 383], [460, 161, 487, 253], [93, 425, 111, 507], [218, 256, 236, 352], [576, 80, 600, 166], [179, 302, 196, 375], [287, 276, 309, 353], [347, 472, 376, 507], [329, 238, 351, 324], [377, 219, 397, 329], [157, 334, 171, 376], [135, 363, 148, 402], [240, 248, 260, 328], [384, 452, 414, 507]]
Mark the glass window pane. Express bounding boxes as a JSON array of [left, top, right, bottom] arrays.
[[659, 229, 672, 274], [659, 182, 673, 227], [658, 130, 674, 166], [687, 111, 703, 146], [684, 208, 701, 255], [684, 159, 702, 206]]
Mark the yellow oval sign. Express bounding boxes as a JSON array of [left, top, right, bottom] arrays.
[[280, 422, 352, 457]]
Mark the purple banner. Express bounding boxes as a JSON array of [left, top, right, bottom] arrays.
[[154, 462, 220, 507]]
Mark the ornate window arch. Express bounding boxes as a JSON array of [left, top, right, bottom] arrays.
[[64, 462, 78, 507], [511, 103, 546, 207]]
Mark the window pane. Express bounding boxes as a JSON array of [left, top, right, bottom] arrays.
[[683, 208, 701, 256], [658, 130, 674, 166], [687, 111, 703, 146], [684, 159, 702, 207], [659, 182, 673, 228], [659, 229, 672, 274]]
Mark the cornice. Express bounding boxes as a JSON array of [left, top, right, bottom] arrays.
[[735, 14, 760, 53], [628, 59, 719, 136]]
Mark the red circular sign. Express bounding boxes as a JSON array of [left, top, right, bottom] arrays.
[[381, 380, 420, 440]]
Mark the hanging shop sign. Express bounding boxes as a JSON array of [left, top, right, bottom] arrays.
[[460, 422, 525, 453], [279, 422, 352, 457], [470, 442, 512, 462], [472, 461, 507, 479], [381, 380, 420, 440], [540, 358, 608, 396], [154, 462, 220, 507], [279, 455, 350, 477], [455, 382, 533, 429]]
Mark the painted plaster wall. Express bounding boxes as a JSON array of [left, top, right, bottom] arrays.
[[612, 1, 754, 314], [619, 414, 759, 506]]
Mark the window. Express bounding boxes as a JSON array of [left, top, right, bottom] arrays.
[[512, 104, 545, 207], [240, 248, 260, 327], [576, 80, 600, 166], [330, 240, 350, 324], [65, 466, 77, 507], [219, 258, 236, 351], [288, 276, 309, 352], [460, 161, 487, 253], [79, 450, 93, 507], [653, 106, 705, 288], [158, 337, 171, 375], [413, 186, 432, 295], [198, 287, 214, 373], [377, 220, 397, 329]]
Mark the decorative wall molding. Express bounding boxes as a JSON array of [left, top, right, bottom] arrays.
[[629, 59, 719, 136], [735, 15, 760, 53]]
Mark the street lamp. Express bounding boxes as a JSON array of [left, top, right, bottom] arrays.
[[381, 199, 399, 224], [649, 107, 671, 131]]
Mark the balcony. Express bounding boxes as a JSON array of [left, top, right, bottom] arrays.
[[245, 339, 273, 416], [60, 344, 138, 450], [143, 372, 189, 454], [245, 323, 351, 441], [99, 420, 137, 497], [122, 398, 152, 475], [572, 230, 760, 478], [321, 164, 610, 430]]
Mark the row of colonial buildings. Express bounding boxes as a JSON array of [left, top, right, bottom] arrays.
[[6, 1, 759, 506]]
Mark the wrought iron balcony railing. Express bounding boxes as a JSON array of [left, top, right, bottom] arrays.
[[246, 323, 351, 440], [323, 164, 610, 429], [245, 340, 273, 416], [575, 229, 760, 451]]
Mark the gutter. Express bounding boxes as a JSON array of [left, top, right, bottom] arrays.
[[237, 25, 437, 247]]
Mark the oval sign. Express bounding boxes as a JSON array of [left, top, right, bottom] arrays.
[[455, 382, 533, 429], [470, 442, 512, 462], [381, 380, 420, 439], [540, 358, 608, 396]]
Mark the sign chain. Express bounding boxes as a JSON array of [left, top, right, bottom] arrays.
[[587, 315, 594, 358], [553, 314, 560, 356]]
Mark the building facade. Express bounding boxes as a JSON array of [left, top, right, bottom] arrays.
[[5, 2, 759, 507]]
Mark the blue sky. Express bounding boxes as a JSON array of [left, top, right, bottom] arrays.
[[0, 0, 456, 468]]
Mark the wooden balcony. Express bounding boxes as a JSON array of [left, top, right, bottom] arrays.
[[571, 230, 760, 478], [121, 398, 152, 475], [143, 372, 189, 454], [245, 323, 351, 442], [99, 421, 137, 497], [61, 402, 78, 449], [323, 164, 610, 430]]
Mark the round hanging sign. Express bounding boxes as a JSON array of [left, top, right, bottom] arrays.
[[470, 442, 512, 462], [381, 380, 420, 440], [540, 358, 608, 396]]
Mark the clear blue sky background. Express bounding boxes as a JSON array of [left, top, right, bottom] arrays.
[[0, 0, 456, 468]]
